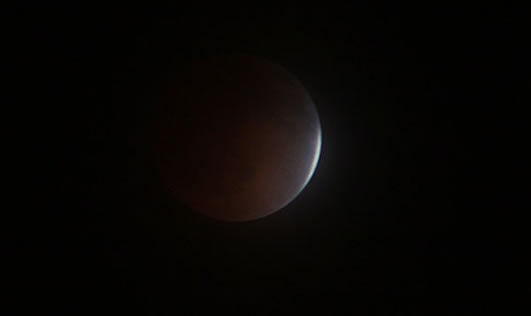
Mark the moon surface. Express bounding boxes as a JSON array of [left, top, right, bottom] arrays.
[[153, 55, 321, 222]]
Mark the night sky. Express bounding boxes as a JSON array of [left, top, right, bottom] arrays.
[[11, 2, 529, 315]]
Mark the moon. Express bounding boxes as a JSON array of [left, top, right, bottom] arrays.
[[153, 55, 321, 222]]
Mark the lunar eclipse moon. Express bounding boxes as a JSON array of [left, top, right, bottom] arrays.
[[153, 55, 321, 222]]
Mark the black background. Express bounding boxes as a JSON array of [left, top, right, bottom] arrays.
[[10, 2, 529, 315]]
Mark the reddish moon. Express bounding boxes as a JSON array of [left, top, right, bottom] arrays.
[[153, 55, 321, 222]]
